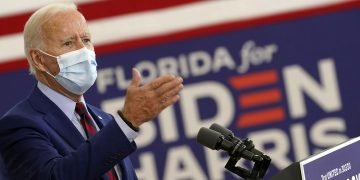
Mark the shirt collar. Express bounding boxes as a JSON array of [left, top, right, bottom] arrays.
[[37, 81, 86, 120]]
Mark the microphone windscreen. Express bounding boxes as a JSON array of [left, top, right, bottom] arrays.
[[197, 127, 222, 150], [210, 123, 233, 137]]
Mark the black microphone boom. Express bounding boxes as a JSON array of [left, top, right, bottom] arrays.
[[197, 124, 271, 180]]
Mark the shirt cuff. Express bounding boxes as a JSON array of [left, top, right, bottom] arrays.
[[113, 114, 139, 142]]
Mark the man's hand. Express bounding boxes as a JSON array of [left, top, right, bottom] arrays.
[[121, 68, 183, 128]]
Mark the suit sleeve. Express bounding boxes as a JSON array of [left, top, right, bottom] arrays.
[[0, 115, 136, 180]]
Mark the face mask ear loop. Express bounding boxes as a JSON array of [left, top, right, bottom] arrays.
[[36, 49, 59, 78], [37, 49, 58, 59], [45, 71, 56, 78]]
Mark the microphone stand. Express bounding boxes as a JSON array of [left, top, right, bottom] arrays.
[[224, 138, 271, 180]]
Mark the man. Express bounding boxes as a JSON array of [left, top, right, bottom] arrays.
[[0, 3, 183, 180]]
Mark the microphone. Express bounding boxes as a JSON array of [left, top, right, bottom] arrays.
[[196, 124, 272, 180], [196, 127, 222, 150], [197, 127, 256, 160], [209, 123, 241, 144], [209, 123, 264, 156], [197, 127, 231, 150]]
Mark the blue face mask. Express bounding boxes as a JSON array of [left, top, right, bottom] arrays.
[[38, 47, 97, 95]]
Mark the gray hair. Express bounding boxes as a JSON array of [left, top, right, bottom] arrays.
[[23, 3, 77, 74]]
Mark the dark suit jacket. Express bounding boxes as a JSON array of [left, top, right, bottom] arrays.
[[0, 86, 138, 180]]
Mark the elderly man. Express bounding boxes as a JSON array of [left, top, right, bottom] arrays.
[[0, 3, 183, 180]]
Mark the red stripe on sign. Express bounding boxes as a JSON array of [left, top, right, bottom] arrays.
[[0, 59, 28, 73], [1, 1, 360, 73], [237, 107, 285, 128], [228, 70, 278, 90], [95, 1, 360, 55], [0, 0, 200, 36], [239, 88, 282, 108]]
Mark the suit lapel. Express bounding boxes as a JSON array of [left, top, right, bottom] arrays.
[[86, 104, 111, 129], [28, 86, 85, 149], [44, 109, 85, 149], [87, 106, 129, 179], [87, 105, 135, 180]]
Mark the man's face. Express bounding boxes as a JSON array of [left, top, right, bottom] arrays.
[[40, 9, 94, 75]]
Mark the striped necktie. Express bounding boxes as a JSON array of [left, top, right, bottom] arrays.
[[75, 102, 118, 180]]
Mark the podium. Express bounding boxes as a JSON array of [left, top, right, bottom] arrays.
[[272, 136, 360, 180]]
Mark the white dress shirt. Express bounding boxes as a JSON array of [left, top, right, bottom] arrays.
[[38, 82, 138, 179]]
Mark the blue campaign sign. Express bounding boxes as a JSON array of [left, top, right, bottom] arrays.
[[86, 7, 360, 179], [301, 136, 360, 180], [1, 3, 360, 180]]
